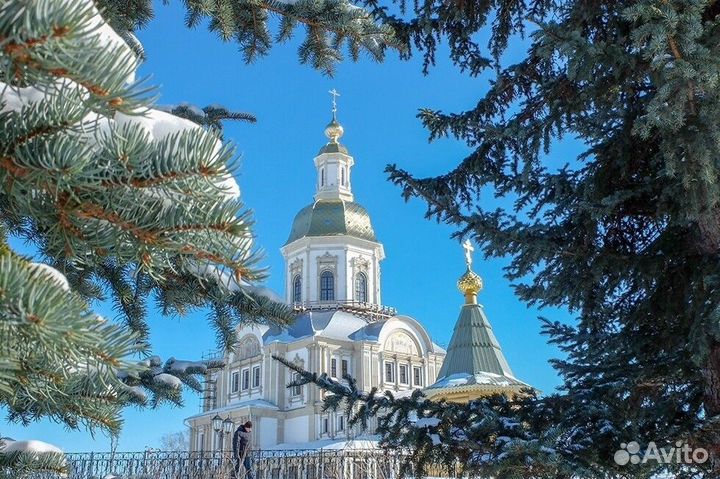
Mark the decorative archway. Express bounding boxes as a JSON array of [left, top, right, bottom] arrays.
[[235, 335, 261, 360]]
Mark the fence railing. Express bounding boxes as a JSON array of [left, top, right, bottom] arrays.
[[292, 300, 398, 321], [48, 449, 441, 479]]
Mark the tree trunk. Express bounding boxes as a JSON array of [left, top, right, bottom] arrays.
[[702, 342, 720, 472]]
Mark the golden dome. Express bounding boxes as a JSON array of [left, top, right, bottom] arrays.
[[324, 118, 344, 143], [457, 267, 483, 304]]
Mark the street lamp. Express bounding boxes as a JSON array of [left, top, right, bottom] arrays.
[[222, 417, 234, 436], [212, 414, 223, 452], [212, 415, 234, 453], [212, 414, 223, 433]]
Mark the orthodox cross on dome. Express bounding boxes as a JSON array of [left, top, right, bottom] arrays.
[[462, 239, 474, 268], [324, 89, 344, 143], [458, 239, 483, 303], [329, 89, 340, 119]]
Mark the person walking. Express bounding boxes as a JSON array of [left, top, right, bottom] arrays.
[[232, 421, 254, 479]]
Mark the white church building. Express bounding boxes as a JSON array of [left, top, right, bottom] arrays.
[[186, 109, 447, 451]]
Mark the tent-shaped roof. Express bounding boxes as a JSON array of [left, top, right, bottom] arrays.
[[437, 304, 513, 378], [426, 303, 531, 396]]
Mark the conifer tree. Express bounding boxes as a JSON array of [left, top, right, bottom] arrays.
[[270, 1, 720, 477], [0, 0, 297, 474], [122, 0, 717, 475]]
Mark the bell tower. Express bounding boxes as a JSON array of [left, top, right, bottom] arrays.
[[280, 91, 385, 306], [314, 89, 354, 202]]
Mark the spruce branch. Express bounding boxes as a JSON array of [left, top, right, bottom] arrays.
[[100, 0, 401, 76], [159, 103, 257, 140], [0, 450, 68, 478], [273, 354, 577, 478], [0, 1, 292, 460]]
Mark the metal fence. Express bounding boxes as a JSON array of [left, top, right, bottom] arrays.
[[56, 449, 420, 479]]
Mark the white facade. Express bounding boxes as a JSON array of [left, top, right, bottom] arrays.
[[282, 237, 383, 305], [314, 145, 354, 202], [187, 116, 445, 450]]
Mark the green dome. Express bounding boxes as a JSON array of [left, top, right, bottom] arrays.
[[286, 200, 377, 244], [318, 142, 349, 155]]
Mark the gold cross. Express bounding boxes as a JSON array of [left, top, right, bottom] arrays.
[[329, 89, 340, 116], [462, 239, 474, 268]]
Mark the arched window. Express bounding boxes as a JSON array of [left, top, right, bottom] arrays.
[[355, 272, 367, 303], [293, 275, 302, 303], [320, 270, 334, 301], [321, 168, 325, 187]]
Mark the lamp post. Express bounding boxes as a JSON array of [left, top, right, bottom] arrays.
[[212, 414, 223, 452], [213, 415, 235, 453], [223, 417, 234, 464]]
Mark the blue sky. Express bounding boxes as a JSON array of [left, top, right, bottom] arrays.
[[3, 1, 577, 451]]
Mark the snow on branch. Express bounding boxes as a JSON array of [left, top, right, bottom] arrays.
[[272, 353, 569, 477]]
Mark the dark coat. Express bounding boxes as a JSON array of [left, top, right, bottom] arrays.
[[232, 425, 251, 459]]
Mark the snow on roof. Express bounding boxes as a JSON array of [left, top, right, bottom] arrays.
[[318, 311, 373, 340], [185, 399, 279, 421], [265, 310, 440, 348], [427, 371, 530, 390], [264, 310, 372, 344], [348, 319, 386, 341], [263, 435, 380, 451], [432, 342, 447, 354]]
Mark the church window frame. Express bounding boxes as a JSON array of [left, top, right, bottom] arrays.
[[341, 167, 346, 186], [320, 270, 335, 301], [241, 368, 250, 391], [231, 371, 239, 393], [321, 168, 325, 187], [252, 365, 261, 388], [338, 415, 345, 432], [384, 362, 395, 383], [354, 272, 368, 303], [292, 275, 302, 303], [341, 359, 348, 377], [413, 366, 423, 386], [399, 364, 409, 385], [330, 358, 337, 378], [290, 372, 302, 397]]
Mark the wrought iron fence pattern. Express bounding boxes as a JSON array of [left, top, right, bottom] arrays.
[[40, 449, 434, 479]]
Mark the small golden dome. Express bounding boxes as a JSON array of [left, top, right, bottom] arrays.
[[457, 267, 483, 303], [324, 118, 344, 143]]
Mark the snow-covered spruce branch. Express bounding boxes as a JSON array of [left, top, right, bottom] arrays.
[[0, 0, 294, 352], [0, 253, 142, 433], [97, 0, 401, 76], [0, 0, 255, 283], [273, 354, 575, 478], [0, 443, 67, 479], [48, 252, 295, 351], [118, 355, 225, 407], [0, 0, 293, 458]]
